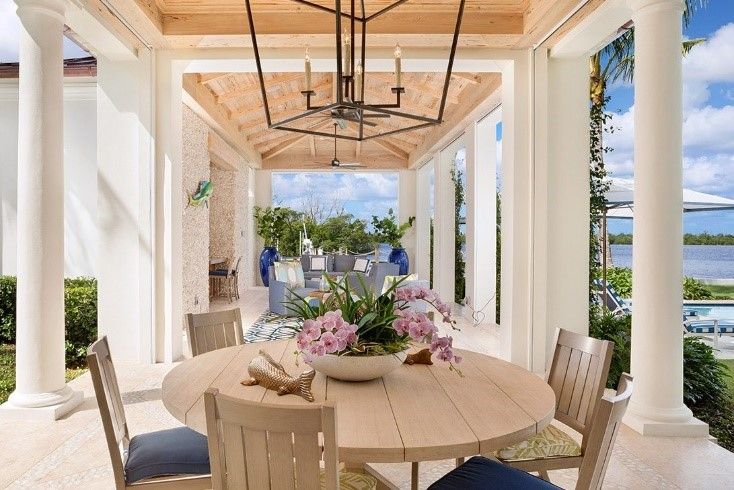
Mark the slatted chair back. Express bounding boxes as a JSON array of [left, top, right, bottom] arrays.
[[230, 257, 241, 276], [186, 308, 244, 357], [204, 388, 339, 490], [87, 336, 129, 489], [547, 328, 614, 440], [576, 374, 633, 490]]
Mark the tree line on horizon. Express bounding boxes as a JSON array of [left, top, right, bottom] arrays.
[[609, 232, 734, 245]]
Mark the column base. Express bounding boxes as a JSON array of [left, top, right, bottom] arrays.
[[624, 410, 709, 437], [0, 387, 83, 421]]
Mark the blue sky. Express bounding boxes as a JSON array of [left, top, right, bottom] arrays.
[[272, 172, 399, 224], [606, 2, 734, 233]]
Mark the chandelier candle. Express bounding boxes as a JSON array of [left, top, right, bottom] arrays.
[[394, 44, 402, 87], [344, 32, 351, 77], [355, 63, 363, 101], [304, 50, 311, 92]]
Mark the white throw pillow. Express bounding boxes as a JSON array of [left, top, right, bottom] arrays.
[[353, 257, 370, 273], [310, 256, 327, 272]]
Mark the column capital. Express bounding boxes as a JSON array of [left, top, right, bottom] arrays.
[[14, 0, 66, 21], [628, 0, 685, 15]]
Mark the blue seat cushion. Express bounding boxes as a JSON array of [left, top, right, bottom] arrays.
[[209, 269, 228, 277], [125, 427, 210, 484], [428, 456, 561, 490]]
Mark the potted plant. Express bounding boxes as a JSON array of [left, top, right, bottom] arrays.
[[254, 206, 288, 286], [286, 276, 461, 381], [371, 208, 415, 275]]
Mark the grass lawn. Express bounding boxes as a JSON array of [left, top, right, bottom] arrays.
[[703, 284, 734, 300], [0, 344, 87, 404], [721, 359, 734, 395]]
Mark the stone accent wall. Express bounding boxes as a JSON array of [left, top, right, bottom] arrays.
[[210, 165, 252, 297], [181, 104, 210, 314]]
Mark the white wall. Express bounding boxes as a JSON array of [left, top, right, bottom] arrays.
[[0, 79, 97, 278]]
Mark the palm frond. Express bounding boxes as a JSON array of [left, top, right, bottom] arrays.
[[682, 38, 705, 55], [683, 0, 708, 27]]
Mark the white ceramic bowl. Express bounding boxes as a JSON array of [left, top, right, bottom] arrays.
[[308, 350, 408, 381]]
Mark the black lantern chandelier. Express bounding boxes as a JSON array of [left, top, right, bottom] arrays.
[[244, 0, 466, 142]]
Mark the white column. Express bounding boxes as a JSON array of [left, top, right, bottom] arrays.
[[414, 164, 431, 281], [1, 0, 82, 419], [531, 51, 591, 373], [465, 115, 498, 325], [96, 52, 154, 362], [398, 170, 417, 273], [500, 51, 534, 368], [625, 0, 707, 436], [433, 150, 455, 303], [154, 53, 185, 363]]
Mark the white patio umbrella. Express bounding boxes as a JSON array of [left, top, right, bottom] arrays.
[[598, 177, 734, 303]]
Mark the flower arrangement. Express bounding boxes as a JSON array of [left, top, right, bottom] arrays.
[[286, 276, 462, 372]]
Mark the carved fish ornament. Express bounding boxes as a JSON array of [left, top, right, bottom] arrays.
[[242, 350, 316, 402]]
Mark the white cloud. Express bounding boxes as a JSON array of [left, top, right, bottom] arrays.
[[683, 105, 734, 150], [683, 154, 734, 195], [683, 23, 734, 85]]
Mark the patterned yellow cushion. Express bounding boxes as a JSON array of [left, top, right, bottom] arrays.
[[319, 470, 377, 489], [496, 425, 581, 462]]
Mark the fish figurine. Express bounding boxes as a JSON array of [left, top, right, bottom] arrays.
[[242, 350, 316, 402], [404, 348, 433, 365], [188, 180, 213, 207]]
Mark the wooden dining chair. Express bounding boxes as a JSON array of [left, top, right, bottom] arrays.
[[210, 257, 241, 303], [87, 337, 211, 489], [428, 374, 633, 490], [185, 308, 244, 357], [203, 388, 377, 489], [499, 328, 614, 479]]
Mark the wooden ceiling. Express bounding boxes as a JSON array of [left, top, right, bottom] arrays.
[[105, 0, 590, 49], [186, 70, 501, 170]]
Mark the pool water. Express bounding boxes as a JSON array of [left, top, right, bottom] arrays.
[[685, 303, 734, 322]]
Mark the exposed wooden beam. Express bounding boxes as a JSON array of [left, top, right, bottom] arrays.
[[198, 73, 231, 84], [162, 12, 524, 37], [228, 79, 332, 119], [84, 0, 167, 48], [309, 136, 316, 158], [208, 131, 245, 171], [368, 135, 409, 160], [451, 73, 481, 84], [215, 73, 307, 104], [368, 73, 460, 104], [355, 140, 361, 159], [182, 73, 262, 168], [409, 74, 501, 167], [517, 0, 583, 47], [260, 120, 334, 159], [262, 152, 408, 170]]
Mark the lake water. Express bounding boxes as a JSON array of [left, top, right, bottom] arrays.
[[610, 244, 734, 279]]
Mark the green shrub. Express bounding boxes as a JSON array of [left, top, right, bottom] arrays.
[[589, 307, 734, 451], [589, 308, 631, 389], [0, 276, 16, 343], [683, 276, 714, 300], [0, 275, 97, 367], [605, 268, 715, 301], [606, 267, 632, 298]]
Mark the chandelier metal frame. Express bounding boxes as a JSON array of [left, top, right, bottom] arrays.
[[243, 0, 466, 142]]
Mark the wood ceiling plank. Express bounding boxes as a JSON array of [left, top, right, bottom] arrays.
[[228, 78, 332, 119], [215, 72, 307, 104], [262, 152, 408, 170], [161, 12, 524, 36], [309, 135, 316, 158], [199, 72, 231, 84], [367, 73, 459, 104], [409, 73, 501, 167], [260, 120, 334, 159], [182, 73, 262, 168]]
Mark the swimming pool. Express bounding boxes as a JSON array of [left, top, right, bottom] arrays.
[[684, 303, 734, 322]]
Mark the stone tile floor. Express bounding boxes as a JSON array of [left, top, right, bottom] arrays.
[[2, 287, 734, 489]]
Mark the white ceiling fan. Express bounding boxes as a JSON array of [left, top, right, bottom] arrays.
[[317, 123, 363, 169]]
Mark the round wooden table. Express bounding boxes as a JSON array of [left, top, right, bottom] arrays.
[[162, 339, 555, 465]]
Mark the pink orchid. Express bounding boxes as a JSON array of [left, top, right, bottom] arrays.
[[320, 332, 339, 354], [302, 320, 321, 341]]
